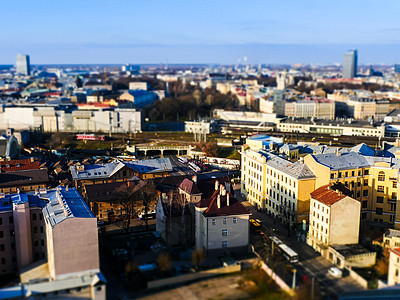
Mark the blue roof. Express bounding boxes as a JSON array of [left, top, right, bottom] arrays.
[[0, 193, 47, 212]]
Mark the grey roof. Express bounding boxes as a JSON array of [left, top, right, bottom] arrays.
[[42, 186, 94, 227], [70, 160, 125, 180], [313, 152, 400, 170], [259, 150, 315, 179], [125, 158, 173, 174], [311, 152, 371, 171], [384, 228, 400, 238]]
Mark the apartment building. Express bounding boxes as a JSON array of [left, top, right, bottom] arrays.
[[304, 152, 400, 227], [195, 179, 250, 253], [241, 147, 316, 223], [307, 183, 360, 253], [388, 248, 400, 286]]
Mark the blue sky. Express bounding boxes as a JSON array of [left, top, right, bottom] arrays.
[[1, 0, 399, 64]]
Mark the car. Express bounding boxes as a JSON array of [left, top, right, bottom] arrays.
[[328, 266, 342, 278]]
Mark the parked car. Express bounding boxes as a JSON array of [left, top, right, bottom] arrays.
[[328, 266, 342, 278]]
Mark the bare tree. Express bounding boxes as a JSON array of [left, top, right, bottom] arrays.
[[115, 181, 146, 233], [192, 248, 206, 270]]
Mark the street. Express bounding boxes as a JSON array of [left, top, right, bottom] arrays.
[[233, 184, 365, 299]]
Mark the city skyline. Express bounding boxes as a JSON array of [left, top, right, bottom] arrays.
[[1, 0, 400, 64]]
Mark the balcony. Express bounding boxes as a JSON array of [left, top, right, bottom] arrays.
[[388, 198, 397, 203]]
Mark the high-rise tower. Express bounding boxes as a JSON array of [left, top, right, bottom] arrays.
[[16, 54, 31, 75], [343, 50, 357, 79]]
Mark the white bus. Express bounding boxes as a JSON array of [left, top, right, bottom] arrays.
[[188, 162, 201, 172], [178, 156, 188, 164], [278, 244, 298, 263]]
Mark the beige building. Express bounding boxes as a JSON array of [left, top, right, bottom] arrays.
[[388, 248, 400, 286], [348, 98, 390, 120], [307, 183, 360, 253], [382, 229, 400, 249], [285, 100, 335, 119]]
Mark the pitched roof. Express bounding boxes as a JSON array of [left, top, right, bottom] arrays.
[[202, 192, 249, 217], [311, 183, 354, 206], [311, 152, 370, 170], [179, 178, 201, 195], [0, 168, 48, 187]]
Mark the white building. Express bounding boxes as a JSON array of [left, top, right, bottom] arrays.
[[388, 248, 400, 286], [195, 179, 250, 253]]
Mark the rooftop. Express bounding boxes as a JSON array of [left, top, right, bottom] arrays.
[[331, 244, 376, 258], [311, 183, 354, 206], [42, 186, 94, 227]]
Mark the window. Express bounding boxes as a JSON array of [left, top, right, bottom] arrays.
[[352, 171, 355, 176], [32, 213, 37, 221], [40, 226, 43, 234], [223, 218, 227, 224], [364, 170, 369, 175], [377, 196, 384, 203], [363, 190, 368, 197], [392, 193, 397, 200], [330, 173, 334, 179], [222, 241, 228, 248], [378, 172, 385, 181], [233, 217, 237, 224], [376, 208, 383, 215], [10, 230, 15, 237], [39, 214, 43, 220], [9, 216, 13, 224], [394, 182, 397, 188], [364, 179, 368, 186], [212, 219, 216, 225], [0, 218, 2, 225], [338, 172, 342, 178], [0, 245, 4, 251], [33, 226, 38, 234], [345, 172, 348, 177], [377, 186, 384, 193], [222, 229, 228, 236], [362, 201, 368, 208]]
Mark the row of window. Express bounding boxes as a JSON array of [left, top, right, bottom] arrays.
[[211, 217, 237, 225]]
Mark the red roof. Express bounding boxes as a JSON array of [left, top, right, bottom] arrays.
[[311, 183, 353, 206], [179, 178, 201, 195], [0, 159, 40, 172], [390, 248, 400, 257]]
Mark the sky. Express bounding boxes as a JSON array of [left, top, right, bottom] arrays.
[[1, 0, 400, 64]]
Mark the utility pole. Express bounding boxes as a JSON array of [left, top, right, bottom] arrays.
[[311, 277, 315, 300]]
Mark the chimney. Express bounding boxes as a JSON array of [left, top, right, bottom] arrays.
[[17, 188, 20, 194], [217, 195, 221, 208], [215, 180, 219, 191], [220, 185, 226, 196], [227, 193, 230, 206], [192, 175, 197, 183], [30, 157, 35, 163], [65, 185, 69, 192]]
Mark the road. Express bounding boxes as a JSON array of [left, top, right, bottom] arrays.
[[233, 184, 364, 299]]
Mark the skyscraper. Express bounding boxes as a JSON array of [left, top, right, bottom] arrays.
[[343, 50, 357, 79], [16, 54, 31, 75]]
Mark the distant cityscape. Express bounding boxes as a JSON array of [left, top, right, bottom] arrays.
[[1, 46, 400, 300]]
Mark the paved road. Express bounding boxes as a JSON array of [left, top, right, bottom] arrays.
[[233, 185, 364, 299]]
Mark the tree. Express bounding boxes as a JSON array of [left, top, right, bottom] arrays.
[[192, 248, 206, 270], [115, 181, 146, 233], [201, 142, 219, 157], [138, 181, 158, 231], [157, 252, 171, 273]]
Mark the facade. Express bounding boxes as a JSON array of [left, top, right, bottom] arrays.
[[129, 82, 148, 90], [185, 120, 216, 135], [0, 168, 48, 194], [343, 50, 357, 79], [388, 248, 400, 286], [277, 118, 386, 138], [382, 229, 400, 249], [304, 152, 400, 227], [0, 186, 106, 299], [284, 100, 335, 119], [16, 54, 31, 76], [195, 179, 250, 253], [0, 192, 47, 275], [241, 147, 315, 223], [119, 90, 157, 108], [307, 183, 360, 253]]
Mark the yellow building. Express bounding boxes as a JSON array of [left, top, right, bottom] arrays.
[[241, 147, 315, 224], [304, 152, 400, 226]]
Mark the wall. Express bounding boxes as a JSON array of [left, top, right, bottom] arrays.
[[330, 197, 361, 245], [49, 218, 99, 280], [147, 264, 241, 289]]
